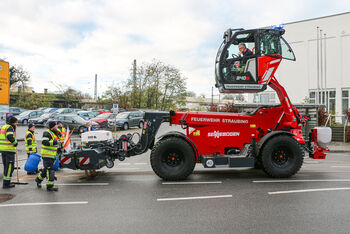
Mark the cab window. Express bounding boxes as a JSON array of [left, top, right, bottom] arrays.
[[259, 32, 295, 61]]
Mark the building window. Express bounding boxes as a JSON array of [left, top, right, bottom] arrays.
[[309, 92, 315, 104], [309, 90, 335, 113], [253, 93, 276, 104], [342, 90, 349, 124]]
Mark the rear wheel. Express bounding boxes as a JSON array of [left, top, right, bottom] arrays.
[[138, 121, 143, 128], [261, 135, 304, 178], [151, 137, 196, 181]]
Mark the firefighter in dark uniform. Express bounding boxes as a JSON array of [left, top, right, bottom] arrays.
[[35, 121, 61, 191], [0, 116, 18, 188], [25, 123, 38, 174]]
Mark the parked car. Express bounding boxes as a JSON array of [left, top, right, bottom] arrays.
[[15, 110, 44, 125], [9, 107, 26, 116], [51, 114, 99, 133], [0, 105, 9, 126], [29, 112, 57, 126], [108, 111, 144, 130], [90, 112, 116, 128], [73, 108, 83, 113], [77, 111, 98, 120], [97, 109, 110, 114], [43, 108, 58, 113], [53, 108, 75, 115]]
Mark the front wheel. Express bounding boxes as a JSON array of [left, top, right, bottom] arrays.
[[23, 119, 28, 125], [261, 135, 304, 178], [151, 137, 196, 181]]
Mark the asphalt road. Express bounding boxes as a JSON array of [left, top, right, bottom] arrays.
[[1, 125, 350, 233]]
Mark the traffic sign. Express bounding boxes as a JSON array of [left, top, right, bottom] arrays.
[[0, 61, 9, 105]]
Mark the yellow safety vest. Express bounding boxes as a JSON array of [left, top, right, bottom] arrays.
[[41, 130, 59, 159], [25, 131, 37, 153], [58, 127, 66, 142], [0, 124, 17, 152]]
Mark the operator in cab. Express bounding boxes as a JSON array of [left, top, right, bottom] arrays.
[[238, 43, 253, 57]]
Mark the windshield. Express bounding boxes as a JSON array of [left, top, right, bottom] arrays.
[[40, 113, 52, 118], [259, 32, 295, 61], [18, 110, 32, 116], [94, 113, 110, 119], [73, 116, 86, 123], [116, 112, 129, 119]]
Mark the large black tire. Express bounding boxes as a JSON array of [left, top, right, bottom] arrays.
[[261, 135, 304, 178], [138, 121, 143, 128], [151, 137, 196, 181]]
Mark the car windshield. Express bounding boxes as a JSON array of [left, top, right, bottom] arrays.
[[116, 112, 129, 119], [40, 113, 52, 118], [94, 113, 110, 119], [18, 110, 32, 116], [73, 116, 86, 123]]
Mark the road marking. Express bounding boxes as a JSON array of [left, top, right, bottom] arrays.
[[0, 201, 88, 207], [118, 163, 131, 166], [55, 183, 109, 186], [157, 195, 232, 201], [116, 168, 140, 170], [162, 181, 222, 185], [331, 166, 350, 168], [268, 187, 350, 195], [134, 163, 147, 165], [253, 179, 350, 183]]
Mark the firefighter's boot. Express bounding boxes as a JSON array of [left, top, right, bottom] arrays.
[[35, 177, 42, 188], [3, 180, 15, 189], [47, 185, 58, 192]]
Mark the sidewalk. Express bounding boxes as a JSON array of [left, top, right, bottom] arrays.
[[328, 141, 350, 153]]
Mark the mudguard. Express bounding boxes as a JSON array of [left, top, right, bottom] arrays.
[[257, 130, 295, 155], [157, 131, 199, 160]]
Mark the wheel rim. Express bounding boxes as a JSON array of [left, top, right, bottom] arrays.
[[162, 150, 184, 167], [271, 147, 294, 168], [124, 124, 128, 130]]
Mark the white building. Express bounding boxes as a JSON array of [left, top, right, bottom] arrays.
[[249, 12, 350, 123]]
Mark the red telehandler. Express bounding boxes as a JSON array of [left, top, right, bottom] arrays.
[[61, 27, 331, 180]]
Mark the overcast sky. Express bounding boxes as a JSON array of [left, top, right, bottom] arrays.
[[1, 0, 350, 98]]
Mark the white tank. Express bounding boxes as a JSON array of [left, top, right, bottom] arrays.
[[81, 130, 114, 144], [314, 127, 332, 148]]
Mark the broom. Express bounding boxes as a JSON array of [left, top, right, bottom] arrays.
[[12, 149, 28, 185]]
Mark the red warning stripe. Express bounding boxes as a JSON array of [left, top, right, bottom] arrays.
[[79, 157, 90, 165], [60, 157, 71, 165]]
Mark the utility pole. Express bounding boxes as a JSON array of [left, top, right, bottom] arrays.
[[324, 33, 327, 110], [132, 59, 137, 108], [211, 87, 214, 105], [94, 74, 97, 100], [320, 29, 323, 105], [316, 27, 320, 104]]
